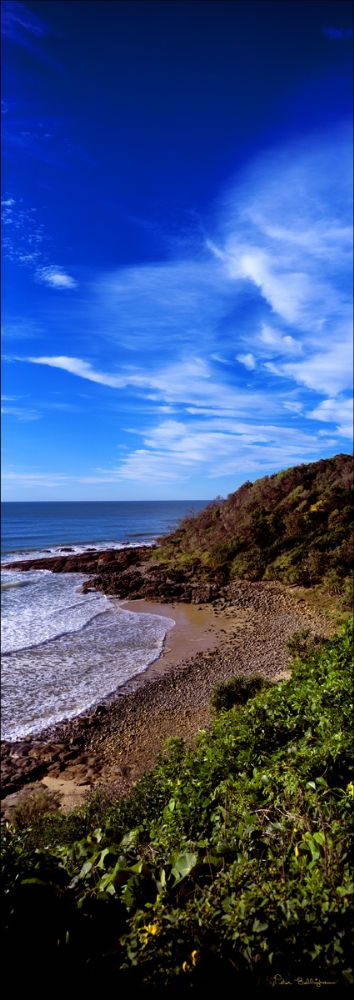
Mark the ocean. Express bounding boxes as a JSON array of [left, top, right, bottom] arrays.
[[1, 500, 207, 741]]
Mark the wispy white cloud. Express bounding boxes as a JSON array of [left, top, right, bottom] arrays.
[[2, 196, 78, 289], [1, 407, 344, 494], [265, 334, 353, 396], [95, 417, 337, 485], [81, 123, 352, 401], [1, 405, 41, 421], [2, 318, 44, 340], [209, 125, 352, 403], [237, 353, 256, 370], [93, 258, 232, 353], [25, 354, 285, 417], [1, 1, 63, 70], [307, 396, 353, 439], [2, 470, 72, 488], [1, 1, 45, 41], [26, 355, 135, 389], [5, 123, 352, 495], [35, 266, 77, 289], [210, 353, 232, 365], [283, 401, 303, 414], [2, 198, 44, 266], [228, 248, 321, 328], [258, 324, 302, 356]]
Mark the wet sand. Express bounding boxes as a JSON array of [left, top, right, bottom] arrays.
[[118, 598, 242, 681]]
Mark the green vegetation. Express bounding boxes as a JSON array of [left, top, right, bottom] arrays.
[[210, 673, 272, 712], [157, 453, 353, 590], [2, 620, 353, 989]]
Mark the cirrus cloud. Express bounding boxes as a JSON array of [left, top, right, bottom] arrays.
[[35, 266, 77, 289]]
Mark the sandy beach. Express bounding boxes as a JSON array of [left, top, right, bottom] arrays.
[[1, 581, 332, 818], [119, 597, 243, 673]]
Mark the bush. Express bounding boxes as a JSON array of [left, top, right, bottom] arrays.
[[303, 548, 326, 583], [77, 782, 122, 829], [211, 674, 272, 711], [1, 621, 353, 989], [323, 568, 346, 595], [5, 786, 62, 831], [285, 629, 326, 660], [158, 455, 352, 588], [340, 576, 353, 610]]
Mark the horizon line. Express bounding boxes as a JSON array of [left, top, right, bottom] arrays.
[[1, 498, 212, 503]]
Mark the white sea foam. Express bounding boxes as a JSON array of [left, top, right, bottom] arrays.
[[1, 539, 155, 564], [1, 569, 109, 653], [1, 566, 175, 740]]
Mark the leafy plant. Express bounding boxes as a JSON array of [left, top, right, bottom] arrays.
[[285, 628, 326, 659], [210, 674, 272, 711], [156, 454, 353, 590], [1, 620, 353, 989]]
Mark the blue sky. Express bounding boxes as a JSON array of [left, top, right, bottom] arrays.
[[2, 0, 352, 500]]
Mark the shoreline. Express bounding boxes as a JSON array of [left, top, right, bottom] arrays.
[[1, 581, 332, 817], [1, 598, 233, 744], [0, 598, 240, 812], [117, 597, 241, 679]]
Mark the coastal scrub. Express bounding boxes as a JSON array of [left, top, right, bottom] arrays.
[[1, 619, 353, 989]]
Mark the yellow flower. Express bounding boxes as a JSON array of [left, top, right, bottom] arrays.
[[293, 828, 298, 834], [191, 949, 200, 966], [182, 960, 190, 973], [143, 922, 159, 936]]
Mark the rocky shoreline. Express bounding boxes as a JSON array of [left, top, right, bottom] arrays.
[[4, 544, 227, 604], [1, 546, 333, 814]]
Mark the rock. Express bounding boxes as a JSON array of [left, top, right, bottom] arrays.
[[97, 552, 116, 566], [93, 705, 108, 718]]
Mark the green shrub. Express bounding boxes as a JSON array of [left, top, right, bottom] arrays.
[[340, 576, 353, 610], [4, 786, 62, 831], [1, 621, 353, 989], [229, 550, 266, 580], [285, 628, 326, 660], [211, 674, 272, 711], [158, 455, 352, 588], [323, 568, 346, 595]]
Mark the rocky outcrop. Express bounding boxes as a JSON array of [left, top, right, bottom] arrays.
[[5, 546, 228, 604], [4, 545, 152, 577], [82, 565, 227, 603]]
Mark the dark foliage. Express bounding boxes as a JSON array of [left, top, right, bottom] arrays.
[[210, 674, 272, 711], [157, 454, 353, 588]]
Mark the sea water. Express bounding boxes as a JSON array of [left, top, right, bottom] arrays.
[[1, 501, 207, 740]]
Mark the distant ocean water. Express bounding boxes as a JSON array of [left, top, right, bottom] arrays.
[[1, 501, 207, 740]]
